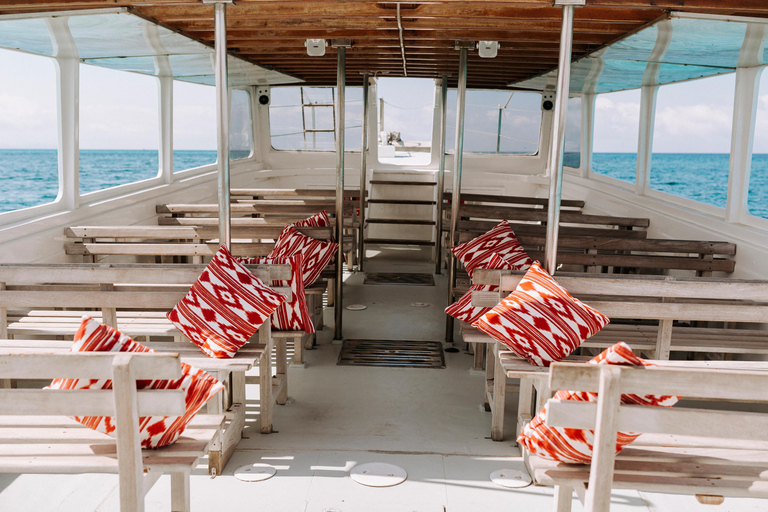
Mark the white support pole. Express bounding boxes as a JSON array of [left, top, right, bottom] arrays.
[[581, 93, 595, 179], [435, 75, 449, 275], [446, 46, 469, 344], [358, 73, 370, 272], [145, 24, 174, 184], [726, 23, 768, 223], [205, 0, 233, 249], [46, 17, 79, 210], [157, 74, 174, 184], [334, 43, 350, 341], [543, 5, 577, 275], [636, 20, 671, 195]]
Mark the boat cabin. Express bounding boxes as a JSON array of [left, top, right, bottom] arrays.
[[1, 1, 768, 511]]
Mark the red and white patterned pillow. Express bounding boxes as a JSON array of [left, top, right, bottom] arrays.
[[167, 245, 286, 359], [48, 316, 225, 449], [294, 210, 331, 228], [517, 342, 679, 463], [446, 253, 519, 324], [451, 221, 533, 278], [238, 253, 314, 333], [472, 261, 609, 366], [269, 225, 338, 287]]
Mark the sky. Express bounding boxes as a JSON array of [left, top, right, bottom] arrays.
[[2, 46, 768, 153]]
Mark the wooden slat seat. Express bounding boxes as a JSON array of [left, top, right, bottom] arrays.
[[0, 350, 224, 512], [451, 204, 650, 228], [464, 270, 768, 441], [442, 192, 585, 209], [532, 363, 768, 510], [0, 263, 299, 474], [230, 188, 364, 198]]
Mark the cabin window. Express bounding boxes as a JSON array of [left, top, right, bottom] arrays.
[[79, 64, 159, 194], [173, 80, 216, 172], [269, 86, 363, 152], [446, 89, 541, 155], [748, 69, 768, 220], [0, 49, 58, 214], [564, 96, 582, 168], [230, 89, 253, 160], [377, 78, 433, 163], [650, 74, 735, 208], [591, 89, 641, 183]]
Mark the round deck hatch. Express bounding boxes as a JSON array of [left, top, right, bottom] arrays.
[[410, 302, 431, 307], [350, 462, 407, 487], [234, 463, 277, 482], [490, 469, 532, 488], [346, 304, 368, 310]]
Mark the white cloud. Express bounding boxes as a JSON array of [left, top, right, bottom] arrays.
[[653, 104, 732, 152]]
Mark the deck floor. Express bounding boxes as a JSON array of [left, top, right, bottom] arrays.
[[1, 248, 766, 511]]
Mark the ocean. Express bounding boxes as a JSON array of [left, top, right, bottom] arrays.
[[1, 150, 766, 219]]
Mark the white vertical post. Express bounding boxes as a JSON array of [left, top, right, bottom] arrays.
[[446, 46, 469, 344], [726, 23, 768, 223], [581, 93, 595, 179], [157, 74, 174, 184], [544, 4, 578, 275], [334, 42, 350, 341], [636, 20, 671, 195], [46, 17, 79, 210], [635, 85, 658, 195], [435, 76, 449, 275], [205, 0, 234, 249], [358, 73, 370, 272]]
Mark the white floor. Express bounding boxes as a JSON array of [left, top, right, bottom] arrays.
[[1, 248, 766, 511]]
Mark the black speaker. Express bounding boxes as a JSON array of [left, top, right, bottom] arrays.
[[542, 92, 555, 111], [256, 87, 270, 106]]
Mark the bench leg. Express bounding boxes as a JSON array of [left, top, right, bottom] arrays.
[[275, 338, 288, 405], [491, 344, 506, 441], [171, 471, 191, 512], [517, 378, 534, 439], [554, 485, 574, 512], [472, 342, 484, 371], [259, 324, 274, 434]]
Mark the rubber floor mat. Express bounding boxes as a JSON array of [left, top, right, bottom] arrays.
[[337, 340, 445, 368], [363, 272, 435, 286]]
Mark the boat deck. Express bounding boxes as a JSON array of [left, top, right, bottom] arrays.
[[1, 248, 766, 511]]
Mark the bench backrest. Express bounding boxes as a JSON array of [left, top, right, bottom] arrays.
[[546, 362, 768, 511], [0, 263, 291, 337], [0, 351, 184, 509]]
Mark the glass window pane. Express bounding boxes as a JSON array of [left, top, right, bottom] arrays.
[[0, 49, 58, 213], [592, 89, 641, 183], [749, 69, 768, 219], [564, 96, 582, 168], [230, 89, 252, 160], [650, 74, 735, 207], [446, 89, 541, 155], [79, 64, 159, 194], [269, 86, 363, 152], [173, 80, 216, 172]]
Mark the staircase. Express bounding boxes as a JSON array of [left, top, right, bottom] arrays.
[[363, 171, 438, 252]]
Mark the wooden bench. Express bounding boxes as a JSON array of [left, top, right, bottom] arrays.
[[0, 263, 297, 473], [0, 350, 223, 512], [464, 270, 768, 441], [532, 361, 768, 511]]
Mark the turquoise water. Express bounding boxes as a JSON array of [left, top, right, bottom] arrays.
[[592, 152, 768, 219], [0, 149, 217, 213], [2, 150, 767, 219]]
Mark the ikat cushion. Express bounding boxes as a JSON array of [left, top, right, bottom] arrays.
[[446, 253, 517, 324], [167, 244, 286, 359], [294, 210, 332, 229], [517, 342, 679, 463], [472, 261, 609, 366], [269, 225, 338, 287], [48, 316, 225, 449], [451, 221, 533, 278], [238, 253, 315, 333]]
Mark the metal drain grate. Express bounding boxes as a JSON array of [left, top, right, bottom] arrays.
[[363, 273, 435, 286], [337, 340, 445, 368]]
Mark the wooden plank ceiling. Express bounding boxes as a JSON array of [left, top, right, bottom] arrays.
[[3, 1, 768, 89]]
